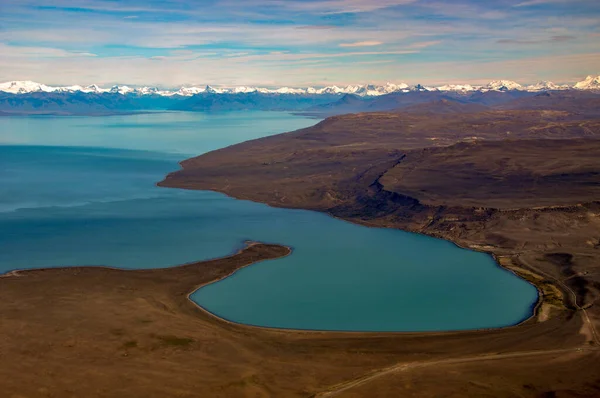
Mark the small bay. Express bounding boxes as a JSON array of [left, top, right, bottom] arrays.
[[0, 111, 538, 332]]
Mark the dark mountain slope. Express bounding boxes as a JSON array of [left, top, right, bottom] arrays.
[[399, 99, 490, 114], [0, 92, 185, 115], [170, 92, 340, 112], [380, 139, 600, 208], [497, 91, 600, 117]]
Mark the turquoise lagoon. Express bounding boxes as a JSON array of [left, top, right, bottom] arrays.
[[0, 111, 538, 332]]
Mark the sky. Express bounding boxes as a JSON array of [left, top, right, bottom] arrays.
[[0, 0, 599, 87]]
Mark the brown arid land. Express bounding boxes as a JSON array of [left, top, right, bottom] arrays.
[[0, 242, 598, 398], [158, 106, 600, 396], [2, 102, 600, 397]]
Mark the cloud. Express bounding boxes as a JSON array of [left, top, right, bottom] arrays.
[[514, 0, 570, 6], [398, 52, 600, 86], [0, 21, 409, 49], [514, 0, 599, 7], [221, 0, 419, 15], [497, 35, 576, 44], [0, 44, 97, 58], [408, 40, 441, 49], [420, 2, 508, 20], [295, 25, 337, 30], [11, 0, 176, 14], [1, 0, 599, 86], [224, 52, 250, 57], [9, 0, 418, 19], [551, 35, 577, 42], [211, 49, 419, 63], [339, 41, 383, 47], [2, 49, 598, 88]]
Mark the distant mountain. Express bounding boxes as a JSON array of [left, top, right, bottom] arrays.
[[366, 91, 459, 111], [1, 76, 599, 115], [2, 76, 599, 99], [463, 90, 532, 106], [0, 81, 56, 94], [483, 80, 523, 91], [526, 81, 570, 91], [0, 81, 414, 97], [109, 85, 135, 95], [306, 94, 366, 114], [497, 91, 600, 117], [170, 92, 340, 112], [308, 90, 531, 115], [436, 84, 477, 92], [0, 91, 185, 116], [574, 75, 600, 90], [400, 99, 490, 114]]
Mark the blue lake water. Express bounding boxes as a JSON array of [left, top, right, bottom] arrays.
[[0, 111, 538, 332]]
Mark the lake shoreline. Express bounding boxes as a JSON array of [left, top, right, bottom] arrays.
[[2, 111, 596, 397], [0, 231, 540, 334], [162, 183, 546, 331], [1, 238, 591, 397], [0, 239, 554, 336]]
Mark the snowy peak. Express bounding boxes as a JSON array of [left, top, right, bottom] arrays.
[[274, 86, 306, 94], [410, 84, 437, 92], [574, 75, 600, 90], [484, 80, 523, 91], [330, 82, 409, 96], [231, 86, 258, 94], [204, 85, 219, 94], [81, 84, 107, 93], [175, 86, 204, 96], [525, 81, 569, 91], [109, 85, 134, 95], [2, 76, 600, 97], [0, 80, 56, 94], [436, 84, 476, 92], [310, 86, 339, 95], [134, 86, 160, 95]]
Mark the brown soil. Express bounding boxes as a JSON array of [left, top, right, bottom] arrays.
[[3, 107, 600, 397], [155, 108, 600, 396], [379, 139, 600, 209], [0, 243, 597, 398]]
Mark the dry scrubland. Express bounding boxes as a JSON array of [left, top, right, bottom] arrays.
[[2, 95, 600, 397]]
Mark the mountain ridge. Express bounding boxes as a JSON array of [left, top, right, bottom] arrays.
[[1, 76, 597, 97]]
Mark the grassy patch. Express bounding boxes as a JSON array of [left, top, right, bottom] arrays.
[[507, 266, 565, 309]]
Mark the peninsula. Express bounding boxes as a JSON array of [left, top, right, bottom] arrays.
[[158, 102, 600, 396], [2, 100, 599, 397]]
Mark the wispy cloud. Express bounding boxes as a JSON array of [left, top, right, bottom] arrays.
[[223, 0, 419, 15], [0, 44, 97, 58], [497, 35, 576, 44], [0, 0, 599, 86], [339, 41, 382, 47], [408, 40, 442, 49], [514, 0, 579, 7]]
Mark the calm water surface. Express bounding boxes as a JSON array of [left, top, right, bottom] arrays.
[[0, 112, 538, 332]]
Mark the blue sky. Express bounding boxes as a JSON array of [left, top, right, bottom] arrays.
[[0, 0, 598, 87]]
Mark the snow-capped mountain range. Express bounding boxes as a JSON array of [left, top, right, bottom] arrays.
[[573, 75, 600, 90], [1, 76, 598, 97]]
